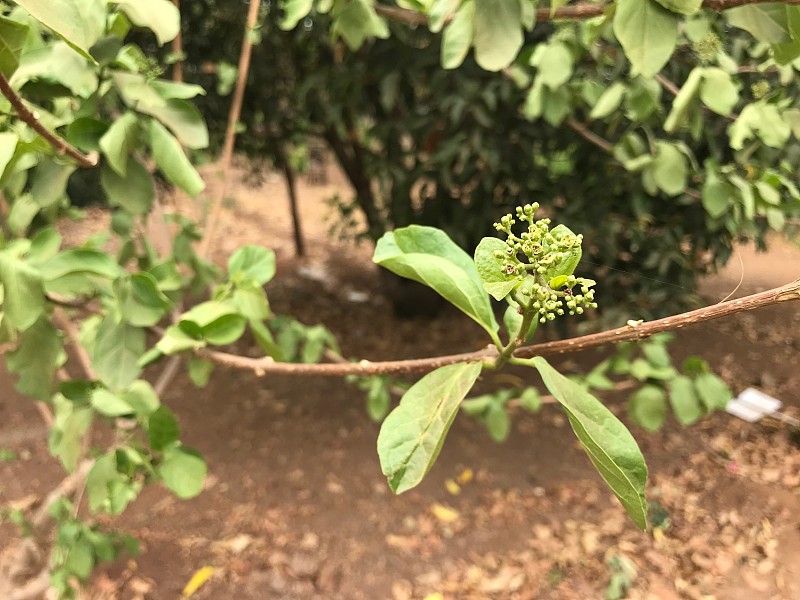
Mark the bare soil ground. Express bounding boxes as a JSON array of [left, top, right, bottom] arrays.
[[1, 164, 800, 600]]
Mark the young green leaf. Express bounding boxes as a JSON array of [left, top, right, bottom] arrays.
[[0, 16, 30, 78], [694, 373, 731, 411], [92, 316, 145, 391], [374, 226, 498, 337], [228, 245, 276, 285], [614, 0, 678, 78], [441, 0, 474, 69], [474, 237, 522, 301], [101, 158, 155, 215], [668, 375, 704, 425], [112, 0, 180, 45], [0, 251, 45, 331], [473, 0, 523, 71], [91, 389, 134, 417], [628, 385, 667, 432], [654, 0, 702, 15], [377, 362, 482, 494], [6, 316, 65, 400], [14, 0, 106, 61], [147, 406, 180, 451], [158, 445, 206, 499], [530, 357, 648, 529], [148, 120, 205, 197]]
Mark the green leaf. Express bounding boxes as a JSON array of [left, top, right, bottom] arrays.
[[158, 445, 206, 499], [181, 301, 247, 345], [147, 406, 180, 451], [0, 16, 29, 77], [115, 273, 173, 327], [519, 387, 542, 413], [542, 224, 582, 280], [374, 226, 498, 337], [41, 249, 123, 281], [101, 158, 155, 215], [228, 245, 276, 285], [66, 118, 109, 153], [473, 237, 522, 301], [92, 316, 145, 391], [154, 324, 205, 355], [232, 285, 270, 321], [473, 0, 523, 71], [699, 68, 739, 116], [694, 373, 730, 411], [188, 357, 214, 388], [628, 385, 667, 432], [377, 362, 482, 494], [148, 120, 205, 197], [138, 99, 209, 150], [14, 0, 106, 61], [650, 141, 687, 197], [28, 227, 62, 265], [702, 169, 735, 219], [90, 388, 134, 417], [614, 0, 678, 78], [49, 394, 94, 472], [0, 131, 19, 180], [654, 0, 702, 15], [663, 67, 703, 133], [441, 0, 474, 69], [430, 0, 460, 33], [121, 380, 160, 416], [485, 403, 511, 442], [533, 42, 574, 90], [99, 112, 139, 176], [590, 82, 627, 120], [280, 0, 314, 30], [6, 317, 64, 400], [87, 453, 139, 515], [333, 0, 390, 50], [531, 357, 648, 529], [668, 375, 703, 425], [111, 0, 180, 45], [366, 377, 390, 421], [726, 4, 792, 45], [0, 251, 45, 331], [728, 103, 791, 150], [30, 158, 75, 208]]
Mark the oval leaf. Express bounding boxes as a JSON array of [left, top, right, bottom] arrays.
[[374, 226, 497, 336], [531, 357, 648, 529], [377, 362, 482, 494]]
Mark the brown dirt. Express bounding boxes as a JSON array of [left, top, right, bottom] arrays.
[[1, 164, 800, 600]]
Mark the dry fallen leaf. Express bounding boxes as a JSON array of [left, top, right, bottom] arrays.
[[182, 566, 214, 597], [444, 479, 461, 496], [430, 503, 460, 524]]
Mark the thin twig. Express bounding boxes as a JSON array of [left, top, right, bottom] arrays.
[[198, 0, 262, 259], [0, 74, 98, 168], [53, 308, 97, 380], [374, 0, 800, 28], [172, 0, 184, 83], [564, 118, 703, 200], [194, 278, 800, 377]]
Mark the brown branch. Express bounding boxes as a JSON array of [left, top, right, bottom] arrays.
[[195, 278, 800, 377], [565, 118, 613, 153], [53, 308, 97, 380], [172, 0, 184, 83], [0, 74, 98, 168], [375, 0, 800, 28], [565, 118, 703, 200], [198, 0, 262, 259]]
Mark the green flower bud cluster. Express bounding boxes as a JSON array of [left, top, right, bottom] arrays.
[[493, 204, 597, 324], [751, 80, 771, 100], [692, 32, 722, 64]]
